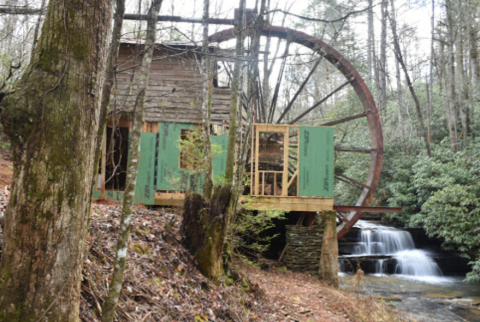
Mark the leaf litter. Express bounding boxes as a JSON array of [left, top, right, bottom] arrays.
[[81, 202, 282, 321], [0, 149, 403, 322]]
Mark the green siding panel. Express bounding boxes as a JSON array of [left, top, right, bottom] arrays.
[[211, 135, 228, 182], [299, 126, 334, 197], [105, 190, 124, 201], [134, 133, 157, 204], [157, 122, 194, 190]]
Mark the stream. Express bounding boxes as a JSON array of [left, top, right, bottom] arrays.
[[338, 220, 480, 321]]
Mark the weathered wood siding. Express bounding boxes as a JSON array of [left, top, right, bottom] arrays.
[[113, 44, 231, 124]]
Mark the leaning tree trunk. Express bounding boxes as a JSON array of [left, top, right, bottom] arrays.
[[389, 8, 432, 157], [101, 1, 162, 321], [0, 0, 113, 321]]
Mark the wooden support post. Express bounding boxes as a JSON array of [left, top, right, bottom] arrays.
[[254, 126, 260, 196], [101, 127, 106, 198], [250, 125, 255, 194], [318, 210, 339, 288], [297, 129, 300, 197], [282, 129, 288, 196]]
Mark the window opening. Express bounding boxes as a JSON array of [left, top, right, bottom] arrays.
[[179, 129, 200, 169], [214, 61, 232, 88], [105, 126, 129, 191], [249, 125, 299, 197]]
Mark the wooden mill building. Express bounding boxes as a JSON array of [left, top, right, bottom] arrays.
[[93, 40, 335, 213]]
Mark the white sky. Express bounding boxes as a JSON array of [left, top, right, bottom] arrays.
[[148, 0, 435, 55], [122, 0, 436, 83]]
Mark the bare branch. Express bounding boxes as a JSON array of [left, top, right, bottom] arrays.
[[263, 7, 370, 23]]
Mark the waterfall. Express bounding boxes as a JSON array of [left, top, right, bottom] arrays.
[[344, 220, 443, 278]]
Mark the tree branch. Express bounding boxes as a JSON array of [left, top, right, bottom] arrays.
[[263, 7, 370, 23]]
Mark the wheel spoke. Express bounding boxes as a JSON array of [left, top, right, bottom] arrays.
[[268, 38, 291, 123], [334, 146, 375, 153], [288, 78, 353, 124], [257, 79, 266, 123], [335, 173, 371, 190], [276, 56, 323, 124], [320, 111, 367, 126]]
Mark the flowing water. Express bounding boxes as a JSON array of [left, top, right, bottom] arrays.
[[339, 220, 480, 321], [344, 220, 443, 279]]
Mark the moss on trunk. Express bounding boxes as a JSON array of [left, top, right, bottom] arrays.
[[0, 1, 113, 320], [181, 186, 231, 282]]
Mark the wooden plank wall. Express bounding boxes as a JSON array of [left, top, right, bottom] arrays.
[[113, 44, 231, 124]]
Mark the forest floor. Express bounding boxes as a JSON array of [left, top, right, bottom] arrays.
[[0, 151, 406, 322]]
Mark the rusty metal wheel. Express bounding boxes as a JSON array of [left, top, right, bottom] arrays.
[[210, 25, 383, 239]]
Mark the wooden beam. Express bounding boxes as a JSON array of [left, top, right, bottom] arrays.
[[124, 14, 235, 25], [241, 196, 333, 212], [334, 205, 402, 213], [287, 168, 299, 188], [254, 123, 290, 133], [154, 192, 185, 206]]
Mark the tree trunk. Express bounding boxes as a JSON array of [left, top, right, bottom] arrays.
[[377, 0, 388, 119], [0, 0, 113, 320], [225, 0, 246, 185], [318, 210, 339, 288], [469, 6, 479, 142], [201, 0, 214, 200], [469, 16, 480, 141], [92, 0, 126, 198], [428, 0, 435, 143], [101, 1, 162, 321], [445, 0, 459, 152], [181, 187, 231, 281], [181, 0, 230, 282], [456, 0, 468, 148], [391, 0, 406, 153], [224, 0, 264, 278], [30, 0, 46, 61], [367, 0, 374, 83], [389, 7, 432, 157]]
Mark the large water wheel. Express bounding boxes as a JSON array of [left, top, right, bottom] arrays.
[[209, 25, 383, 239]]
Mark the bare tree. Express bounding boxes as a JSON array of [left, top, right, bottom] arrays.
[[389, 1, 432, 157], [101, 3, 163, 320]]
